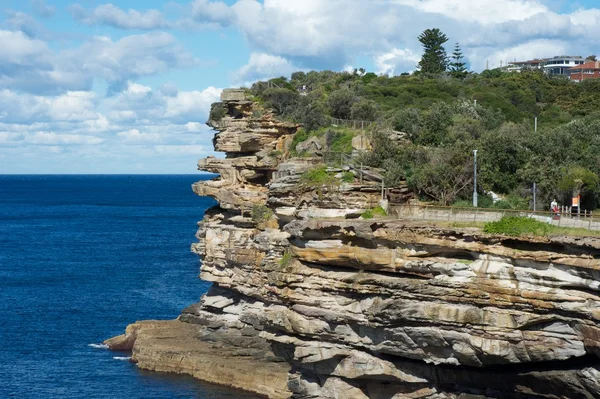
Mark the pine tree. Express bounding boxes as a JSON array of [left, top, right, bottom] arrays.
[[417, 28, 449, 74], [449, 42, 468, 79]]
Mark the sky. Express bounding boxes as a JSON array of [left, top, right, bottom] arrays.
[[2, 0, 600, 174]]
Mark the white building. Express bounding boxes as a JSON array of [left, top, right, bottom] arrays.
[[507, 56, 586, 75], [543, 56, 585, 75]]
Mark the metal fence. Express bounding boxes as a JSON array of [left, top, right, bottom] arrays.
[[330, 117, 376, 130], [390, 204, 600, 231]]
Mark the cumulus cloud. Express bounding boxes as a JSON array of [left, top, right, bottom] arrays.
[[233, 53, 299, 84], [191, 0, 236, 26], [71, 32, 198, 91], [375, 48, 420, 75], [0, 81, 220, 173], [117, 129, 161, 144], [24, 132, 104, 145], [392, 0, 548, 24], [0, 90, 98, 124], [69, 4, 170, 30], [0, 29, 198, 94], [105, 82, 221, 123], [218, 0, 600, 72]]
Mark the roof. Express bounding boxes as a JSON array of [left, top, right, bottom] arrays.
[[509, 59, 547, 65], [568, 61, 600, 70]]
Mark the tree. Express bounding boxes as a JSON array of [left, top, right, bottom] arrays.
[[328, 88, 357, 119], [410, 146, 473, 205], [417, 28, 449, 74], [449, 42, 468, 79], [587, 55, 597, 61], [262, 88, 299, 116], [350, 99, 379, 121]]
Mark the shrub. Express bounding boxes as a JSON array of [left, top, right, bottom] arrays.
[[325, 129, 355, 153], [373, 205, 387, 216], [209, 103, 227, 121], [299, 165, 340, 198], [342, 172, 355, 183], [350, 99, 379, 121], [328, 88, 357, 119], [251, 205, 274, 224], [263, 88, 299, 116], [361, 209, 374, 219], [484, 216, 549, 237], [361, 206, 387, 219]]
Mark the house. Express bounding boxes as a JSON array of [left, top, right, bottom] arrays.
[[543, 56, 585, 75], [568, 61, 600, 82], [506, 56, 586, 75], [507, 59, 547, 73]]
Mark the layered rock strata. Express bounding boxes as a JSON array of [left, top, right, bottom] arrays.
[[107, 89, 600, 399]]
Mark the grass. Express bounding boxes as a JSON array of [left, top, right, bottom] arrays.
[[361, 205, 387, 219], [289, 126, 358, 157], [251, 205, 274, 224], [341, 171, 355, 183], [428, 219, 600, 238], [279, 251, 293, 269], [484, 217, 550, 237]]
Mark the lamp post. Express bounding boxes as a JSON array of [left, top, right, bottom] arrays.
[[473, 150, 478, 207]]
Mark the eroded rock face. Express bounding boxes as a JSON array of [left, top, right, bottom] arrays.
[[107, 90, 600, 399]]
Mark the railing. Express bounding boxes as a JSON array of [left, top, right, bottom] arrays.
[[330, 117, 376, 130], [389, 204, 600, 232]]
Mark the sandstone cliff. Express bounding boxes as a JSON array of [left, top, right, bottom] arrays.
[[107, 89, 600, 399]]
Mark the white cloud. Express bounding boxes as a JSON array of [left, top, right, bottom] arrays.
[[476, 39, 570, 70], [220, 0, 600, 72], [191, 0, 236, 26], [0, 29, 197, 94], [153, 145, 206, 155], [104, 82, 221, 123], [69, 33, 198, 89], [233, 52, 299, 84], [375, 48, 420, 75], [69, 4, 170, 30], [24, 132, 104, 145], [117, 129, 161, 144], [391, 0, 548, 24], [186, 122, 204, 132], [0, 30, 48, 64]]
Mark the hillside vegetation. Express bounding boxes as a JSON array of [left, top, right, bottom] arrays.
[[248, 69, 600, 209]]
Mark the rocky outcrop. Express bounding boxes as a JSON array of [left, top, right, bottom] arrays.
[[107, 89, 600, 399]]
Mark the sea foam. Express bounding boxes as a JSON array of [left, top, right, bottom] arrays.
[[88, 343, 108, 349], [113, 356, 132, 361]]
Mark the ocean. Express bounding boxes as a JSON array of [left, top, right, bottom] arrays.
[[0, 175, 260, 399]]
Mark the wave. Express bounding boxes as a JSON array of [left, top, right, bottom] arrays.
[[113, 356, 132, 361], [88, 343, 108, 349]]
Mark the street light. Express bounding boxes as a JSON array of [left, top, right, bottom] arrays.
[[473, 150, 478, 207]]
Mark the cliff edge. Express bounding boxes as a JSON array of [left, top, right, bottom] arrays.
[[107, 89, 600, 399]]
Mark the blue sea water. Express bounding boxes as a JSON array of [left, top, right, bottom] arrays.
[[0, 175, 260, 399]]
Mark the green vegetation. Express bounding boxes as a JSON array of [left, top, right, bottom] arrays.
[[279, 250, 293, 269], [246, 28, 600, 210], [341, 171, 355, 183], [417, 28, 449, 74], [361, 205, 387, 219], [449, 43, 467, 80], [251, 205, 274, 224], [298, 165, 341, 198], [209, 103, 227, 121], [484, 217, 550, 237], [484, 216, 600, 238], [289, 126, 357, 157]]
